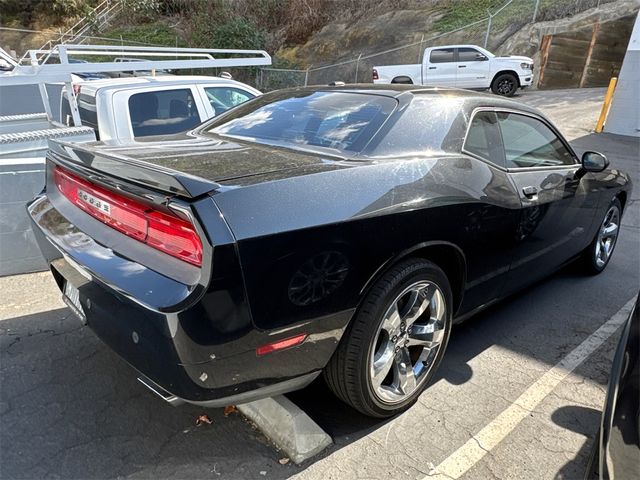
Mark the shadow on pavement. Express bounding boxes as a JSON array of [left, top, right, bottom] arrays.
[[552, 405, 601, 480], [0, 309, 302, 479]]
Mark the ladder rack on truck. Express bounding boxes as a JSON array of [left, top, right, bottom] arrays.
[[0, 44, 272, 276]]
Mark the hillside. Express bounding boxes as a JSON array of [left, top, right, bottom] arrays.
[[1, 0, 636, 88]]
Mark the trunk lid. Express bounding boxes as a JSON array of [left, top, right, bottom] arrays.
[[50, 134, 352, 199]]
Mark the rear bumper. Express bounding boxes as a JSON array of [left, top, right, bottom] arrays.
[[27, 193, 343, 405], [138, 371, 321, 407]]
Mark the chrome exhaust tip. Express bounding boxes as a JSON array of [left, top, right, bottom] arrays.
[[137, 376, 185, 407]]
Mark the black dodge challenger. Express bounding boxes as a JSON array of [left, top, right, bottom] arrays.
[[29, 85, 631, 417]]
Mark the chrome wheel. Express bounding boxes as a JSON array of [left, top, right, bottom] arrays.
[[594, 205, 620, 268], [369, 281, 446, 404]]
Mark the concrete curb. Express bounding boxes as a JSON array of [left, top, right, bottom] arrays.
[[238, 395, 333, 464]]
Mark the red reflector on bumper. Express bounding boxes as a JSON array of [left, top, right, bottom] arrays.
[[256, 334, 307, 356]]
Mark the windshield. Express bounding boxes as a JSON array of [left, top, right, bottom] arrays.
[[205, 91, 397, 154]]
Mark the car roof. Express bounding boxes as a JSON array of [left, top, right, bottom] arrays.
[[274, 84, 541, 116], [76, 75, 258, 94]]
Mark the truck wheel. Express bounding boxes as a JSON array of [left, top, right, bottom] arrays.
[[324, 258, 452, 418], [491, 73, 518, 96], [391, 76, 413, 84]]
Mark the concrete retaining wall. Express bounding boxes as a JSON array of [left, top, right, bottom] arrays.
[[537, 14, 635, 89]]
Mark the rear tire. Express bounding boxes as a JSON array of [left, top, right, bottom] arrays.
[[324, 258, 452, 418], [491, 73, 518, 96], [579, 198, 622, 275]]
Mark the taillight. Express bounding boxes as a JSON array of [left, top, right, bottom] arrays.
[[54, 165, 203, 266], [372, 68, 379, 81]]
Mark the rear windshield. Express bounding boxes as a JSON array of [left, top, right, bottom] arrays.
[[128, 88, 201, 138], [206, 91, 397, 154]]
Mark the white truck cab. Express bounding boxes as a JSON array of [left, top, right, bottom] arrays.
[[60, 75, 261, 142], [373, 45, 534, 96]]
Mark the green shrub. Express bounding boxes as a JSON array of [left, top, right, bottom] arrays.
[[105, 22, 184, 46], [435, 0, 505, 31], [191, 17, 265, 50]]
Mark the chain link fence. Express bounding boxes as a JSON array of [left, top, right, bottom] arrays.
[[256, 0, 617, 91]]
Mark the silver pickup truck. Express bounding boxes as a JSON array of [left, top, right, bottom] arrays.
[[0, 76, 260, 276], [1, 44, 270, 275]]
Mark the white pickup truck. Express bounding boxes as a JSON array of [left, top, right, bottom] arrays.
[[373, 44, 534, 96]]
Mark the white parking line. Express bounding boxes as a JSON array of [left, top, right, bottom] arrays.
[[425, 296, 636, 480]]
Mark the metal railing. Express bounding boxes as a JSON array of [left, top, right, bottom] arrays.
[[35, 0, 123, 60]]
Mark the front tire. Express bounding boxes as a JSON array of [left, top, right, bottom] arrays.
[[324, 258, 452, 418], [491, 73, 518, 96], [580, 198, 622, 275]]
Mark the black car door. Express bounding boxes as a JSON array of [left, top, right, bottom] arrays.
[[497, 111, 599, 293]]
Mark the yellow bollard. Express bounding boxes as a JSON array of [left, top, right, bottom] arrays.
[[595, 77, 617, 133]]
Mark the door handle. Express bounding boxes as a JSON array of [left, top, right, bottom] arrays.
[[458, 65, 467, 68], [522, 186, 538, 197], [428, 66, 437, 70]]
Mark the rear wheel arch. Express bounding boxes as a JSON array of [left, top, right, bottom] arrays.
[[391, 76, 414, 84], [360, 241, 466, 317]]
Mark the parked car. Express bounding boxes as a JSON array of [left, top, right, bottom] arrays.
[[60, 75, 261, 142], [28, 85, 631, 418], [586, 293, 639, 479], [373, 44, 534, 96], [67, 58, 111, 81]]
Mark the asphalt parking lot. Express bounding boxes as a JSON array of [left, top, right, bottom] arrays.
[[1, 87, 639, 480]]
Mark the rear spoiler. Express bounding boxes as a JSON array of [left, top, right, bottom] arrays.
[[48, 140, 220, 199]]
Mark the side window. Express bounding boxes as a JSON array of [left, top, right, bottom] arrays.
[[497, 112, 575, 168], [458, 47, 486, 62], [128, 88, 200, 138], [204, 87, 255, 115], [463, 111, 505, 167], [430, 48, 455, 63]]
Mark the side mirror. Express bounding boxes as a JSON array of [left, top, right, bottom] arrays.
[[581, 151, 609, 172], [475, 53, 488, 61]]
